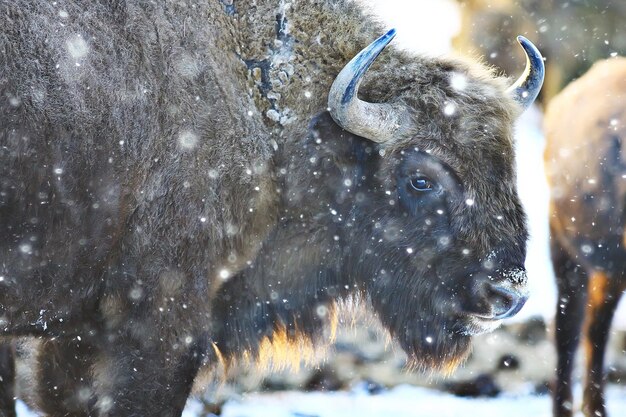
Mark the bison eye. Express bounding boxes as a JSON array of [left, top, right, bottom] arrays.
[[409, 176, 434, 192]]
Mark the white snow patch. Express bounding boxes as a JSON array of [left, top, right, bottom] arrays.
[[19, 243, 33, 255], [356, 0, 460, 54], [219, 269, 230, 281], [16, 400, 40, 417], [178, 131, 199, 150], [443, 102, 456, 116], [512, 105, 555, 323], [450, 72, 468, 91], [180, 385, 626, 417], [66, 35, 89, 59]]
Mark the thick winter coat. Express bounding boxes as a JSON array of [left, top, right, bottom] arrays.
[[0, 1, 541, 415]]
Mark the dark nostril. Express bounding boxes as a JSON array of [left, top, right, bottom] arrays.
[[485, 284, 527, 320]]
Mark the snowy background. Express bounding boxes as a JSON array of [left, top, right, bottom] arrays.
[[15, 1, 626, 416]]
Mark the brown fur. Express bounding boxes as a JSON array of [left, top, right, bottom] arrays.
[[545, 57, 626, 417]]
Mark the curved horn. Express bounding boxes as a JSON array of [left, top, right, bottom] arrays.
[[506, 36, 545, 111], [328, 29, 407, 143]]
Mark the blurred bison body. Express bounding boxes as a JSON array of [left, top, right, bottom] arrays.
[[0, 1, 540, 415], [545, 58, 626, 417]]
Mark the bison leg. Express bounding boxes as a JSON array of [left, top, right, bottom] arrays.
[[35, 338, 98, 416], [581, 272, 622, 417], [36, 331, 207, 416], [88, 309, 208, 417], [551, 234, 588, 417], [93, 336, 205, 416], [0, 340, 16, 417]]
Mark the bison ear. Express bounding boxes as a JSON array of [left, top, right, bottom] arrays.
[[308, 111, 357, 143], [296, 111, 370, 212], [307, 111, 376, 160]]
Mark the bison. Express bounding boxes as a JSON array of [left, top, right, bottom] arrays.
[[0, 1, 543, 415], [545, 57, 626, 417]]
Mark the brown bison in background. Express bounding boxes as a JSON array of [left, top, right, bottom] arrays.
[[545, 57, 626, 417], [454, 0, 626, 104], [0, 1, 542, 415]]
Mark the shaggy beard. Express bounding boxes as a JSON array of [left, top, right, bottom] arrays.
[[381, 307, 474, 376], [364, 271, 477, 374], [403, 333, 472, 376]]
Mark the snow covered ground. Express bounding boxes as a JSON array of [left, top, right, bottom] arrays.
[[16, 383, 626, 417], [185, 384, 626, 417], [14, 383, 626, 417]]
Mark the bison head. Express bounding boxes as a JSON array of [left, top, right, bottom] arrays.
[[294, 30, 543, 371], [216, 30, 543, 374]]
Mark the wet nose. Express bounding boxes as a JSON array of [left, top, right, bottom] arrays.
[[485, 283, 528, 319]]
